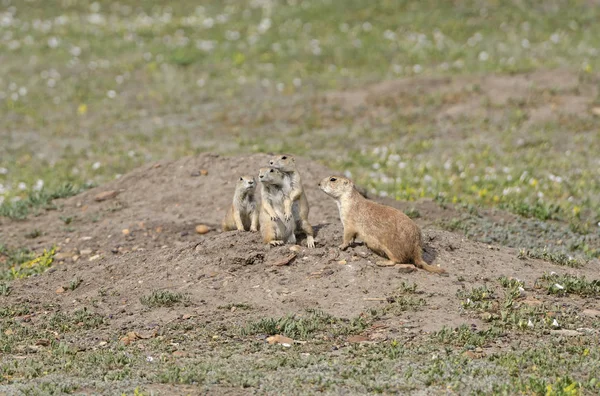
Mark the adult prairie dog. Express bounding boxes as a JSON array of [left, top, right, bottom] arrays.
[[221, 175, 259, 232], [258, 167, 296, 246], [268, 155, 315, 248], [318, 176, 446, 275]]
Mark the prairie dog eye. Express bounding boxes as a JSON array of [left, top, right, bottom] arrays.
[[270, 169, 274, 173], [239, 177, 243, 181], [282, 156, 287, 160], [330, 177, 337, 182]]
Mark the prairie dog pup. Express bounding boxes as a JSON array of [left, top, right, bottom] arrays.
[[222, 175, 259, 232], [258, 167, 296, 246], [268, 155, 315, 248], [318, 176, 446, 275]]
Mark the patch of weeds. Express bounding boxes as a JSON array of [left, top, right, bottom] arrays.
[[535, 273, 600, 297], [218, 303, 252, 311], [433, 324, 502, 348], [457, 285, 495, 312], [241, 309, 368, 340], [0, 304, 32, 318], [403, 207, 421, 219], [518, 247, 587, 268], [501, 200, 562, 221], [498, 276, 524, 289], [140, 290, 189, 308], [0, 283, 10, 296], [47, 308, 105, 331], [0, 246, 56, 281], [0, 183, 85, 220]]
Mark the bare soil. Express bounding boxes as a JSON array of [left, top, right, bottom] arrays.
[[2, 153, 598, 345]]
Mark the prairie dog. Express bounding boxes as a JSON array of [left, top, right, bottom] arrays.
[[258, 167, 296, 246], [318, 176, 446, 275], [268, 155, 315, 248], [222, 175, 259, 232]]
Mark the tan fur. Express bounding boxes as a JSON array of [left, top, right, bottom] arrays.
[[318, 176, 447, 275], [268, 155, 315, 248], [221, 175, 259, 232], [258, 167, 296, 246]]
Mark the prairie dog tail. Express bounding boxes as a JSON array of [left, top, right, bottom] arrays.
[[414, 249, 447, 275]]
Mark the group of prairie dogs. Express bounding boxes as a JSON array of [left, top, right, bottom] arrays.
[[222, 155, 447, 275], [221, 155, 315, 248]]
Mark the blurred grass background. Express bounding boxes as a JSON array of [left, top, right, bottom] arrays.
[[1, 0, 599, 255]]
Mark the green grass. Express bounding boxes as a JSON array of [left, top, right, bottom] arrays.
[[140, 290, 188, 308]]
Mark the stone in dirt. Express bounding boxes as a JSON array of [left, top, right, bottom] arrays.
[[195, 225, 210, 234], [347, 335, 370, 343], [94, 190, 119, 202], [582, 309, 600, 318], [266, 334, 294, 346], [550, 329, 581, 337]]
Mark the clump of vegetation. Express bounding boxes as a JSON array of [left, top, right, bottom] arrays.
[[535, 273, 600, 297], [140, 290, 189, 308], [0, 246, 56, 281], [0, 183, 86, 220], [241, 309, 368, 340], [518, 248, 587, 268], [457, 285, 495, 311], [218, 303, 252, 311]]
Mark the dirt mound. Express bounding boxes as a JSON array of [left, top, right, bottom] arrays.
[[2, 153, 598, 339]]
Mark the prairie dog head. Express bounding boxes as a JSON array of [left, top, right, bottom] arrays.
[[258, 167, 285, 186], [268, 155, 296, 172], [318, 176, 353, 199], [237, 175, 256, 191]]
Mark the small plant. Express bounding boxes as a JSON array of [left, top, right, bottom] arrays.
[[403, 207, 421, 219], [25, 229, 42, 239], [0, 283, 11, 296], [60, 215, 74, 225], [69, 277, 83, 291], [140, 290, 188, 308]]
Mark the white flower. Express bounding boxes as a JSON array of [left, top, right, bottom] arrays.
[[225, 30, 240, 41], [70, 46, 81, 57], [478, 51, 489, 61], [362, 22, 372, 32], [18, 87, 27, 96], [33, 179, 44, 191], [202, 18, 214, 28], [258, 18, 271, 34], [92, 162, 101, 170], [0, 167, 7, 175], [521, 39, 530, 49], [18, 182, 27, 190], [107, 90, 116, 98], [384, 30, 396, 40], [554, 283, 564, 290], [552, 319, 559, 327], [292, 78, 302, 88], [413, 64, 422, 73], [146, 356, 154, 362], [527, 319, 534, 328], [48, 37, 60, 48], [550, 33, 560, 43]]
